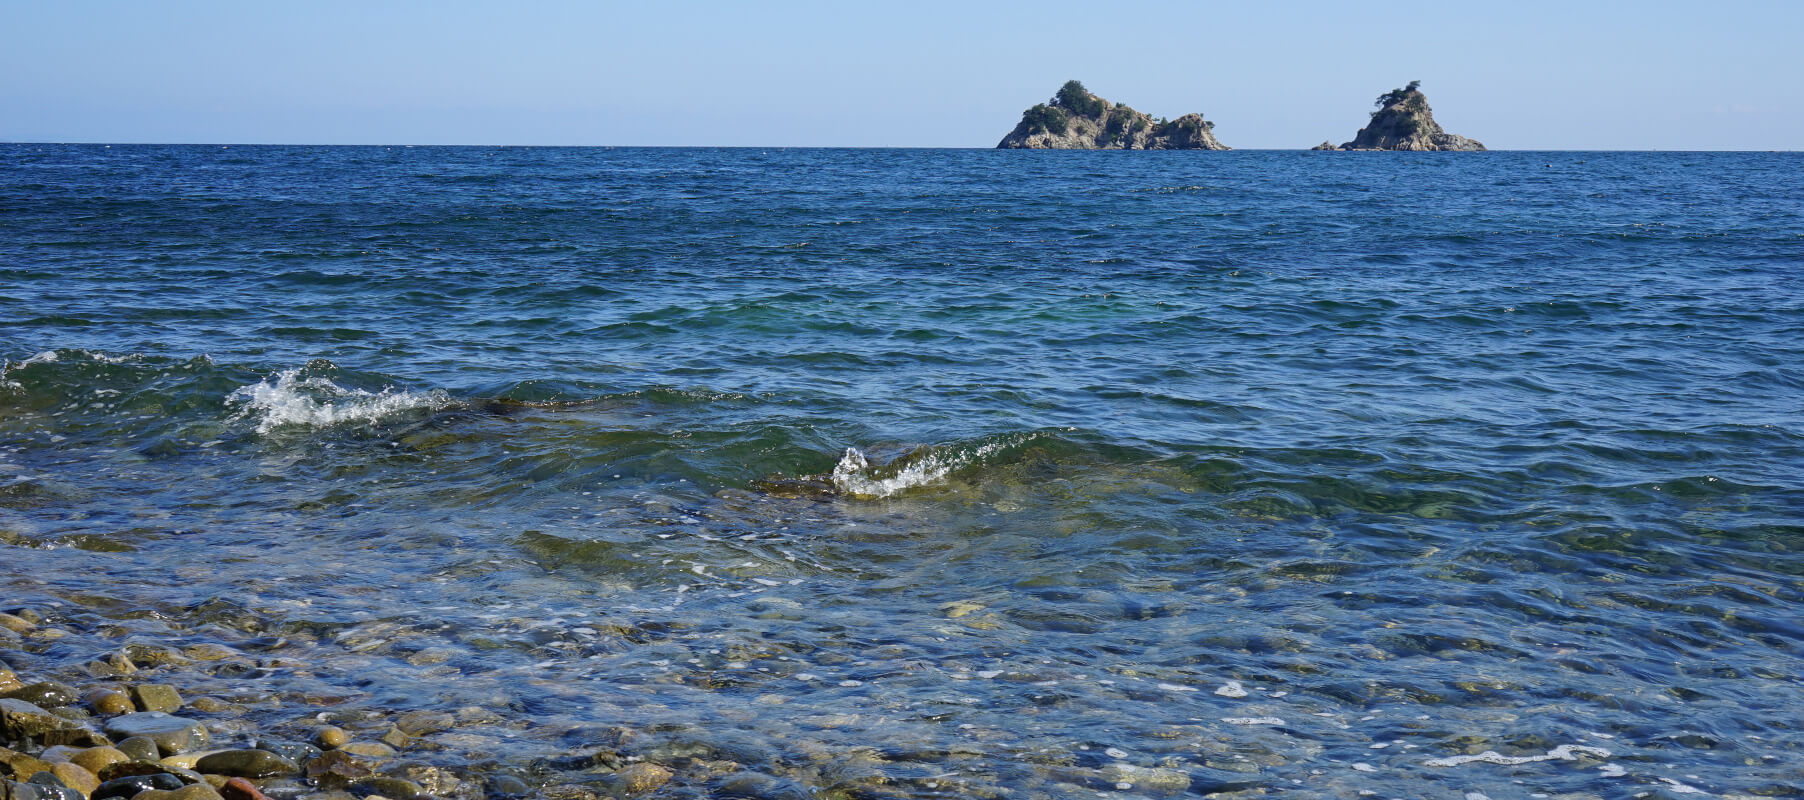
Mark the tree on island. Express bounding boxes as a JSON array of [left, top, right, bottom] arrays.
[[1375, 80, 1423, 109], [1051, 80, 1105, 118]]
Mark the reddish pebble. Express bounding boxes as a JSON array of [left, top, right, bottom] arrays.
[[220, 778, 271, 800]]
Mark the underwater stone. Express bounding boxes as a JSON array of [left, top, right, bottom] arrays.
[[99, 714, 209, 756]]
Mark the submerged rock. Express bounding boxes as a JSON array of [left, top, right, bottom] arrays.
[[99, 714, 208, 756], [1333, 81, 1485, 151], [998, 81, 1230, 150]]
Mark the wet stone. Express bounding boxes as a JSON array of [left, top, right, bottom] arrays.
[[114, 738, 159, 763], [184, 699, 233, 715], [302, 751, 374, 789], [91, 773, 185, 800], [0, 749, 54, 781], [0, 616, 32, 634], [130, 686, 183, 715], [311, 728, 346, 751], [96, 761, 188, 783], [49, 763, 96, 798], [376, 728, 408, 750], [7, 780, 83, 800], [348, 777, 422, 799], [68, 748, 127, 777], [81, 691, 133, 718], [483, 775, 529, 798], [612, 763, 671, 796], [218, 778, 270, 800], [332, 743, 393, 759], [4, 685, 79, 711], [250, 742, 318, 767], [100, 714, 209, 756], [135, 783, 224, 800], [1, 700, 75, 743], [714, 772, 812, 800], [392, 713, 452, 738], [0, 675, 22, 696], [386, 766, 457, 796], [194, 751, 299, 780]]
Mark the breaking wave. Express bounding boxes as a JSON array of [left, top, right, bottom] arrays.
[[227, 367, 455, 434], [828, 434, 1041, 499]]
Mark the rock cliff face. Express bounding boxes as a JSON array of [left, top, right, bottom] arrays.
[[998, 81, 1229, 150], [1335, 82, 1484, 151]]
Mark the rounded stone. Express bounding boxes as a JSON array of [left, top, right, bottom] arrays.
[[68, 748, 129, 776], [129, 686, 183, 715], [5, 684, 80, 710], [113, 739, 159, 763], [484, 775, 530, 798], [332, 743, 393, 759], [193, 751, 299, 780], [82, 691, 133, 718], [134, 784, 224, 800], [312, 727, 347, 750], [248, 742, 318, 767], [99, 714, 209, 756], [217, 777, 270, 800], [346, 777, 421, 799], [49, 763, 98, 798], [91, 773, 184, 800]]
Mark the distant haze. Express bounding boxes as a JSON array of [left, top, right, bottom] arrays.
[[4, 0, 1798, 149]]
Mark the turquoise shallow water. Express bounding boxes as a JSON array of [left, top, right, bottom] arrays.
[[3, 144, 1803, 798]]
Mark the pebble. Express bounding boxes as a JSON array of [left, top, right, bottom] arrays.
[[217, 778, 270, 800], [99, 714, 209, 756], [134, 784, 224, 800], [0, 700, 77, 742], [612, 763, 671, 795], [2, 686, 78, 712], [81, 691, 132, 718], [0, 615, 34, 634], [129, 686, 183, 715], [194, 750, 299, 779], [113, 739, 159, 764], [0, 749, 55, 781], [48, 763, 96, 798], [485, 775, 530, 798], [310, 729, 346, 751], [68, 748, 128, 776], [0, 674, 23, 696], [332, 743, 393, 759], [90, 773, 184, 800], [346, 777, 421, 799]]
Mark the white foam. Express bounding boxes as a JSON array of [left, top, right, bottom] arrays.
[[1424, 744, 1610, 768], [228, 368, 452, 434], [829, 438, 1013, 498]]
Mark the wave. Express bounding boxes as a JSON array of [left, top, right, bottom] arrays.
[[827, 433, 1044, 499], [227, 365, 455, 434]]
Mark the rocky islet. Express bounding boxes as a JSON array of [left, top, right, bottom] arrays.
[[1000, 79, 1486, 150]]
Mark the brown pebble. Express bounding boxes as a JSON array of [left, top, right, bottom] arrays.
[[613, 763, 672, 795], [68, 746, 129, 775], [314, 726, 348, 749], [52, 761, 100, 798], [220, 777, 271, 800], [334, 742, 395, 759], [0, 670, 24, 694], [136, 784, 226, 800], [84, 688, 135, 716], [0, 613, 34, 633]]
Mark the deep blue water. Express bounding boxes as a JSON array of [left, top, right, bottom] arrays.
[[3, 144, 1803, 798]]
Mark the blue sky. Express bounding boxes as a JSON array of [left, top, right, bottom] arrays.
[[4, 0, 1798, 149]]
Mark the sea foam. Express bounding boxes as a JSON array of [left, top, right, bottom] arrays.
[[228, 368, 453, 434]]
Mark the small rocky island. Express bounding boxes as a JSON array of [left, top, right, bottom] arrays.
[[998, 81, 1229, 150], [1319, 81, 1484, 151]]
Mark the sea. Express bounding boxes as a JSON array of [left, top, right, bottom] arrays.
[[2, 144, 1801, 799]]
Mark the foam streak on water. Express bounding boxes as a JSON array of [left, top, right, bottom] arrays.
[[227, 368, 453, 434]]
